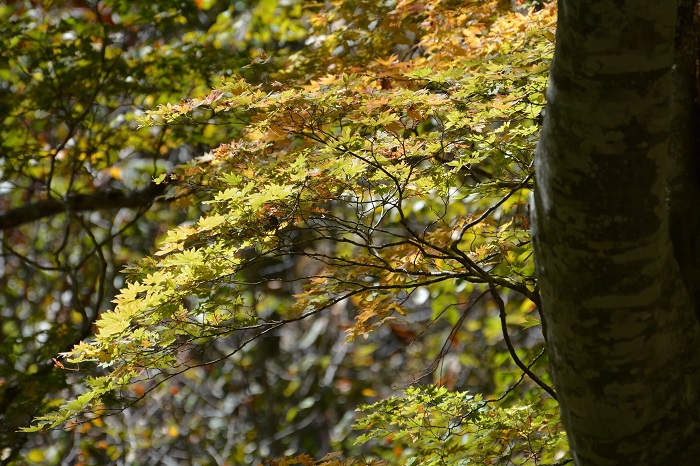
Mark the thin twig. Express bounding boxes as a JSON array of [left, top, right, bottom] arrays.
[[489, 283, 557, 400]]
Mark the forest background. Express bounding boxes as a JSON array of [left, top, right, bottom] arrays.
[[0, 1, 565, 464]]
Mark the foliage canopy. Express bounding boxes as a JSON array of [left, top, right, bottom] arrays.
[[4, 0, 566, 464]]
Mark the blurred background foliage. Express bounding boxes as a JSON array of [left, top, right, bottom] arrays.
[[0, 0, 560, 465]]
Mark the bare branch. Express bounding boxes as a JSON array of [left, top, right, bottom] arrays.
[[490, 283, 557, 400]]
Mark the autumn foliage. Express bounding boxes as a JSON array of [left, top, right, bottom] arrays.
[[11, 0, 567, 464]]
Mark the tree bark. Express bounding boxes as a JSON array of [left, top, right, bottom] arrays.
[[532, 1, 700, 464]]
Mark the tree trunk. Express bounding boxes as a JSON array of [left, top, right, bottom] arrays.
[[532, 1, 700, 464]]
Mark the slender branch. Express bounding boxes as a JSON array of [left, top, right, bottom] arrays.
[[489, 283, 557, 400]]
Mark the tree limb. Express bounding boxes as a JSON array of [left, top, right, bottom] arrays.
[[0, 183, 166, 230]]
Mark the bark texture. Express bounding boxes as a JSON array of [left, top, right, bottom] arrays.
[[533, 1, 700, 464]]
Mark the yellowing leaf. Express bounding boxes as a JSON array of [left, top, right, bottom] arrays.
[[374, 55, 399, 67], [96, 311, 130, 338], [108, 166, 122, 180], [405, 67, 432, 79], [196, 214, 227, 232], [27, 450, 45, 463], [361, 388, 378, 397]]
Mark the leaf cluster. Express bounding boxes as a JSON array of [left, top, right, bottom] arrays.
[[354, 385, 566, 465]]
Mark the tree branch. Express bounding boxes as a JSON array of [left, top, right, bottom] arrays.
[[489, 283, 557, 400], [0, 183, 166, 230]]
